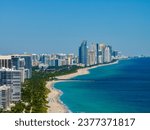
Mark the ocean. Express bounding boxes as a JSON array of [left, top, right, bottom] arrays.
[[54, 58, 150, 113]]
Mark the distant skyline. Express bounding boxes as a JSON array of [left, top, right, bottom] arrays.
[[0, 0, 150, 56]]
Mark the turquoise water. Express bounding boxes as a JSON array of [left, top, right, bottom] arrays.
[[54, 58, 150, 113]]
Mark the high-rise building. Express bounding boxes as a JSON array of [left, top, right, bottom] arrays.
[[89, 43, 97, 65], [11, 56, 20, 70], [88, 50, 95, 66], [32, 54, 39, 62], [73, 56, 78, 65], [67, 54, 75, 65], [0, 55, 32, 79], [96, 43, 99, 64], [0, 55, 28, 109], [11, 56, 26, 82], [32, 54, 40, 66], [0, 68, 22, 102], [49, 59, 60, 67], [98, 44, 106, 64], [0, 85, 10, 110], [19, 55, 32, 78], [79, 40, 88, 66], [60, 59, 67, 66], [0, 56, 12, 69], [39, 54, 50, 65], [11, 56, 25, 69], [104, 45, 112, 63], [112, 50, 121, 59]]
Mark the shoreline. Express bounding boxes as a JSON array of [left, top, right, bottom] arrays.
[[46, 60, 119, 113]]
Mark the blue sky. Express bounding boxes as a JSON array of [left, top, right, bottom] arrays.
[[0, 0, 150, 56]]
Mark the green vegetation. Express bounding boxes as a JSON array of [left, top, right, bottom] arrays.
[[10, 65, 81, 113], [11, 72, 50, 113], [0, 108, 3, 113], [11, 101, 25, 113]]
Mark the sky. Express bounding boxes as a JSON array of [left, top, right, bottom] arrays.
[[0, 0, 150, 56]]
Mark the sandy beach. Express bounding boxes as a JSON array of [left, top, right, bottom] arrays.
[[46, 61, 118, 113], [46, 81, 68, 113], [46, 67, 89, 113]]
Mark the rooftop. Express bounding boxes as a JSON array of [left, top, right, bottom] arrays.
[[0, 55, 11, 59]]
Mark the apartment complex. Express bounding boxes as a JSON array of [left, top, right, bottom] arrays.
[[79, 41, 114, 66], [0, 68, 21, 102], [0, 85, 10, 109], [32, 53, 78, 68], [0, 54, 32, 110]]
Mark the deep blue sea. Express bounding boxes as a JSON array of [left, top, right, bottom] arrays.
[[54, 58, 150, 113]]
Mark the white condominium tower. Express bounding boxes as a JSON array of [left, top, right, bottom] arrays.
[[0, 85, 11, 110], [0, 68, 22, 102]]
